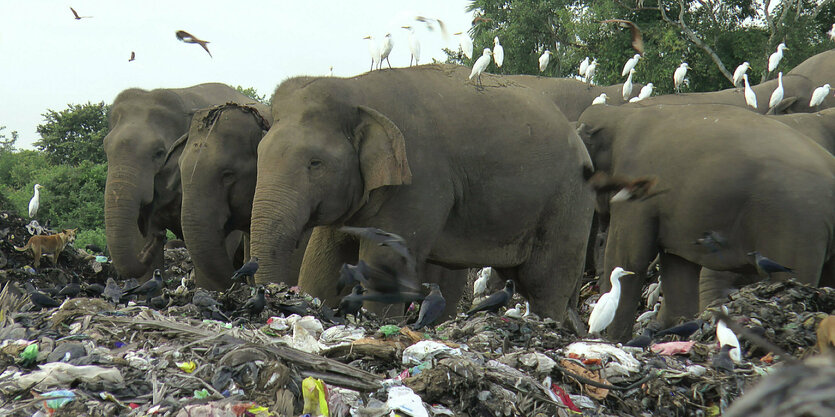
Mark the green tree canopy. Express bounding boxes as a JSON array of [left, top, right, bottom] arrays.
[[35, 102, 108, 166], [0, 126, 18, 154]]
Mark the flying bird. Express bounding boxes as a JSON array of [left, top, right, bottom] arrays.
[[467, 280, 514, 315], [28, 183, 43, 218], [674, 63, 689, 93], [588, 267, 635, 335], [469, 48, 493, 88], [504, 303, 524, 319], [622, 54, 641, 77], [412, 283, 446, 330], [175, 30, 212, 58], [585, 59, 598, 88], [623, 68, 635, 100], [716, 307, 742, 363], [415, 16, 449, 40], [123, 269, 164, 301], [655, 319, 704, 339], [579, 57, 590, 79], [809, 83, 831, 109], [336, 260, 371, 294], [743, 74, 757, 109], [70, 7, 92, 20], [747, 251, 793, 279], [337, 285, 366, 318], [768, 43, 788, 74], [362, 35, 380, 71], [629, 82, 653, 102], [237, 286, 267, 318], [472, 15, 493, 25], [474, 267, 490, 297], [454, 31, 473, 59], [231, 256, 259, 284], [769, 72, 784, 111], [492, 36, 504, 68], [712, 344, 736, 373], [732, 62, 750, 88], [586, 171, 663, 202], [128, 51, 136, 62], [592, 93, 608, 105], [401, 26, 421, 66], [539, 50, 553, 73], [378, 33, 393, 69], [338, 227, 415, 272], [103, 278, 123, 304], [600, 19, 644, 55], [694, 231, 727, 253]]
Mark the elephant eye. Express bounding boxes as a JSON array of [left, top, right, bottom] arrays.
[[153, 149, 166, 160], [221, 171, 235, 186], [309, 159, 323, 169]]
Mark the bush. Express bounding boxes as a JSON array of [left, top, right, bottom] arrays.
[[75, 227, 107, 254]]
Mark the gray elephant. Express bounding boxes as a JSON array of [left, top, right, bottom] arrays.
[[104, 83, 250, 280], [250, 64, 595, 323], [770, 108, 835, 154], [577, 103, 835, 341], [510, 76, 644, 120]]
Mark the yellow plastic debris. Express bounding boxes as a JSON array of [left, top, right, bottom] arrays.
[[301, 376, 329, 416], [176, 361, 196, 373]]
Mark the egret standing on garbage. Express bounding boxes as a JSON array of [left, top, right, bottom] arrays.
[[674, 63, 689, 93], [769, 72, 784, 111], [592, 93, 608, 105], [454, 31, 473, 59], [492, 36, 504, 68], [743, 74, 758, 109], [401, 26, 420, 66], [378, 33, 393, 69], [733, 62, 750, 88], [469, 48, 493, 88], [474, 267, 490, 297], [539, 50, 552, 73], [585, 59, 598, 87], [363, 35, 380, 71], [579, 57, 590, 78], [716, 307, 742, 363], [588, 267, 635, 335], [809, 84, 831, 109], [28, 184, 43, 218], [622, 53, 640, 76], [623, 68, 635, 100], [768, 43, 788, 74]]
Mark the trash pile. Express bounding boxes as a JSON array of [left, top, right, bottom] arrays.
[[1, 210, 834, 416]]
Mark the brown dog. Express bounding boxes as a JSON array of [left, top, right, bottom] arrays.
[[817, 315, 835, 354], [14, 229, 77, 268]]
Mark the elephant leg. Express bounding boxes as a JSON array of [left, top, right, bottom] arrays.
[[820, 257, 835, 288], [224, 230, 245, 269], [657, 253, 701, 328], [298, 227, 358, 306], [243, 233, 250, 263], [698, 268, 761, 311], [422, 264, 467, 320]]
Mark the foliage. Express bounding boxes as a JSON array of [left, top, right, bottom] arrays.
[[0, 126, 18, 154], [35, 102, 108, 166], [75, 228, 107, 254], [450, 0, 835, 94], [235, 85, 270, 105]]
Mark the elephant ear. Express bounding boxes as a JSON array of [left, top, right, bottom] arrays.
[[161, 132, 188, 192], [768, 96, 797, 115], [353, 105, 412, 203]]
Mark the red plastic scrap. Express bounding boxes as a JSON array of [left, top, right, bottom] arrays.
[[550, 384, 581, 412]]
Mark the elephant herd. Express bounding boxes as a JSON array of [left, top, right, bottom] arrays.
[[103, 50, 835, 341]]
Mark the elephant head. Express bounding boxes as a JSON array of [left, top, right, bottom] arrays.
[[250, 79, 411, 284], [179, 103, 272, 290]]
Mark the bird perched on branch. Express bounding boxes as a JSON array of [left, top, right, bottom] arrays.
[[70, 7, 92, 20], [176, 30, 212, 57], [467, 280, 514, 315], [588, 267, 635, 335], [586, 171, 664, 202], [600, 19, 644, 55]]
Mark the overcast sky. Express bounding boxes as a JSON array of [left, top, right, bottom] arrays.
[[0, 1, 474, 149]]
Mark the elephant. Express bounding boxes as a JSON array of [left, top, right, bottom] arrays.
[[249, 64, 595, 323], [770, 108, 835, 154], [104, 83, 251, 280], [577, 103, 835, 341]]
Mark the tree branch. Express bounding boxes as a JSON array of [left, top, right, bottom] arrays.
[[659, 0, 734, 82]]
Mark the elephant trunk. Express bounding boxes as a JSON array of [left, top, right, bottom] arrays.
[[104, 164, 150, 278], [250, 183, 307, 285], [181, 194, 235, 291]]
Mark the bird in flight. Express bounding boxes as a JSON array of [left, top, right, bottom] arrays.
[[600, 19, 644, 55], [128, 51, 136, 62], [70, 7, 92, 20], [176, 30, 213, 58]]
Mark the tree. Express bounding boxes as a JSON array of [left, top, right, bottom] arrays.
[[236, 85, 270, 105], [0, 126, 17, 154], [35, 102, 108, 166]]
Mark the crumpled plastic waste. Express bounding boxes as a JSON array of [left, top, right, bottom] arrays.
[[564, 341, 640, 373], [386, 385, 428, 417], [15, 362, 124, 389], [402, 340, 462, 366], [176, 361, 196, 373], [651, 341, 696, 356], [20, 343, 38, 366], [40, 389, 75, 412], [302, 376, 329, 416]]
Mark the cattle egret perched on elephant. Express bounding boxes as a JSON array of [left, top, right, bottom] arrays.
[[378, 33, 393, 69], [768, 43, 788, 73], [623, 69, 635, 100], [579, 57, 590, 78], [363, 35, 380, 71], [809, 84, 831, 108], [743, 74, 757, 109], [592, 93, 608, 105], [588, 267, 635, 335], [733, 62, 750, 88], [769, 72, 784, 111], [470, 48, 493, 87], [829, 24, 835, 42], [492, 36, 504, 68], [674, 63, 689, 93], [716, 306, 742, 363], [454, 31, 473, 59], [474, 267, 490, 297], [622, 54, 640, 76], [629, 82, 653, 102], [401, 26, 420, 66], [585, 59, 597, 87], [539, 50, 552, 73], [28, 184, 43, 218]]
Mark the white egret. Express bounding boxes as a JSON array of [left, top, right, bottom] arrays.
[[645, 278, 661, 307], [585, 59, 598, 87], [362, 35, 380, 72], [809, 83, 831, 108], [474, 267, 490, 297], [592, 93, 608, 105], [523, 301, 531, 317], [633, 82, 654, 101], [588, 267, 635, 335], [401, 26, 421, 66], [28, 184, 43, 218], [743, 74, 757, 109], [829, 24, 835, 42], [622, 53, 641, 77], [504, 303, 523, 319], [768, 43, 787, 73], [716, 306, 742, 363], [378, 33, 393, 69], [674, 63, 689, 93], [769, 72, 784, 111], [579, 57, 590, 78], [539, 50, 552, 73], [637, 303, 660, 325], [470, 48, 493, 87], [622, 68, 635, 100], [732, 62, 750, 88], [454, 31, 473, 59], [492, 36, 504, 68]]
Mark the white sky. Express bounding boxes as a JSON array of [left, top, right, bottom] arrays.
[[0, 1, 474, 149]]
